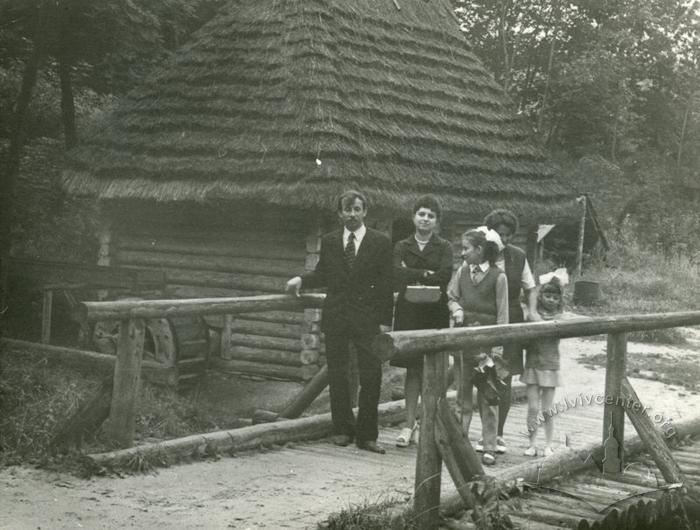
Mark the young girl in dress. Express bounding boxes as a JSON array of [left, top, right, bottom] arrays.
[[447, 227, 508, 466], [522, 277, 564, 457]]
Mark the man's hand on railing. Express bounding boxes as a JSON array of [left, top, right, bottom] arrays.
[[452, 308, 464, 325], [285, 276, 302, 297]]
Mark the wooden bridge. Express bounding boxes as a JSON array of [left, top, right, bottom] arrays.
[[2, 293, 696, 528]]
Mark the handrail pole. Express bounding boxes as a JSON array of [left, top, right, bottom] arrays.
[[105, 318, 145, 448], [413, 349, 447, 530], [602, 332, 627, 473]]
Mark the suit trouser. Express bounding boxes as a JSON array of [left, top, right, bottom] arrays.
[[457, 349, 498, 453], [324, 321, 382, 442]]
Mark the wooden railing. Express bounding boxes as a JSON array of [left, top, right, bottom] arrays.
[[375, 310, 700, 529], [80, 294, 325, 447], [79, 292, 700, 528]]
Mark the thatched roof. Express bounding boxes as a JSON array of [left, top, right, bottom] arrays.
[[63, 0, 574, 220]]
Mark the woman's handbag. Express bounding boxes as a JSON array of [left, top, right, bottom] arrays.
[[404, 285, 441, 304]]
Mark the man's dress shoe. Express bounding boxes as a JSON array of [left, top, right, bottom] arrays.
[[332, 434, 352, 446], [356, 440, 386, 454]]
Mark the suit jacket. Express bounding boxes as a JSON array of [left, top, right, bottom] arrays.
[[302, 227, 394, 333]]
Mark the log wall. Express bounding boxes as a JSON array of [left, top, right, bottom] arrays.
[[105, 202, 320, 381]]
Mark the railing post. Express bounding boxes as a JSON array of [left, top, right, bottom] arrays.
[[41, 288, 53, 344], [106, 318, 145, 448], [414, 350, 447, 529], [602, 332, 627, 473]]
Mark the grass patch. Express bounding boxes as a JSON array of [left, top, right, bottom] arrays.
[[547, 229, 700, 345], [0, 348, 249, 472], [319, 498, 417, 530]]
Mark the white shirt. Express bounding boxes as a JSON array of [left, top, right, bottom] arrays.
[[495, 256, 536, 291], [343, 224, 366, 255]]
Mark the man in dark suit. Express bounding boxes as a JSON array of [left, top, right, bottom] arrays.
[[286, 190, 393, 453]]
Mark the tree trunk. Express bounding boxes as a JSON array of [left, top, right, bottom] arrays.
[[0, 1, 49, 316], [498, 0, 512, 92], [57, 6, 77, 150]]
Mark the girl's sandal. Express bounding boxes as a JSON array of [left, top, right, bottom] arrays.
[[482, 451, 496, 466], [396, 427, 413, 448], [523, 446, 538, 457]]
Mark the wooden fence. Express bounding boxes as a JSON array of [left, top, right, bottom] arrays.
[[79, 294, 324, 447], [375, 310, 700, 529], [79, 293, 700, 528]]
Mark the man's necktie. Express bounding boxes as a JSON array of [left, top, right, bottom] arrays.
[[344, 233, 356, 269]]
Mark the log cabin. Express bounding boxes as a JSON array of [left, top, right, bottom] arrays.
[[62, 0, 581, 382]]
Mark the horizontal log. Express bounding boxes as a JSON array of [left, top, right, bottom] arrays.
[[2, 256, 165, 290], [0, 338, 177, 386], [115, 250, 303, 277], [222, 346, 302, 366], [213, 317, 302, 339], [228, 333, 300, 352], [206, 311, 306, 328], [210, 357, 319, 381], [118, 219, 307, 241], [164, 268, 286, 292], [166, 285, 265, 299], [375, 311, 700, 363], [85, 397, 407, 469], [80, 294, 325, 322], [117, 235, 306, 262]]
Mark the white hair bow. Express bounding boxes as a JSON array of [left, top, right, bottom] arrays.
[[475, 226, 505, 252]]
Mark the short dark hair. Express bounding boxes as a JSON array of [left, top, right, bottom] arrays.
[[484, 209, 519, 234], [462, 229, 499, 265], [412, 195, 442, 221], [336, 190, 368, 212]]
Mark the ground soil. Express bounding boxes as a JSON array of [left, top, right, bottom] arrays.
[[2, 336, 700, 530]]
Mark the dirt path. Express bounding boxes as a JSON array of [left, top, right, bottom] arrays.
[[2, 338, 700, 530]]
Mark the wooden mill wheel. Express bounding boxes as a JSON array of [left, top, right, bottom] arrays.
[[92, 317, 177, 367], [91, 298, 210, 373]]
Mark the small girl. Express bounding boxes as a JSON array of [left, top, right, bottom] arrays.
[[447, 227, 508, 466], [522, 277, 565, 457]]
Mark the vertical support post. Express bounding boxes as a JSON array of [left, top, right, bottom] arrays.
[[96, 221, 111, 301], [602, 332, 627, 473], [41, 289, 53, 344], [575, 195, 587, 278], [414, 351, 447, 530], [106, 318, 145, 448], [220, 314, 233, 359]]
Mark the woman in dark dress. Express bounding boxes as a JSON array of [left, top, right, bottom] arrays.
[[392, 195, 454, 447]]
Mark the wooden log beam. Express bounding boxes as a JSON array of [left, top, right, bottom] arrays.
[[115, 249, 303, 278], [602, 332, 627, 474], [0, 338, 177, 386], [164, 268, 286, 292], [210, 357, 319, 381], [434, 397, 484, 507], [105, 318, 145, 448], [117, 235, 307, 261], [80, 293, 325, 322], [222, 346, 303, 367], [86, 397, 407, 469], [2, 256, 165, 290], [227, 333, 301, 353], [414, 351, 447, 530], [373, 311, 700, 364], [279, 364, 328, 418], [620, 377, 685, 485]]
